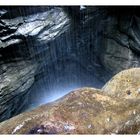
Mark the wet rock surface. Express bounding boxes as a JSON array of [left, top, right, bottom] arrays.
[[0, 60, 37, 122], [0, 6, 70, 121], [0, 68, 140, 134], [0, 7, 69, 48]]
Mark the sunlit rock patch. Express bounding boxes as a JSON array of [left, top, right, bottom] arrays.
[[103, 68, 140, 99]]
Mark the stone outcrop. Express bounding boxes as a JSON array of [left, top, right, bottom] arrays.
[[0, 60, 37, 122], [0, 7, 69, 49], [103, 68, 140, 99], [0, 68, 140, 134]]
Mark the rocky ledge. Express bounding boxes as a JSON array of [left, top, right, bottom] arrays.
[[0, 68, 140, 134]]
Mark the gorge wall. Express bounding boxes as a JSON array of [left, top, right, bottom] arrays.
[[0, 6, 140, 122]]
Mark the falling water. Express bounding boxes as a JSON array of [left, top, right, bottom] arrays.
[[0, 6, 111, 114]]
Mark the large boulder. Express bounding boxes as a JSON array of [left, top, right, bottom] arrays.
[[0, 75, 140, 134], [102, 68, 140, 99], [0, 60, 37, 122]]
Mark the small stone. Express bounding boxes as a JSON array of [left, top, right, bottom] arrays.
[[37, 129, 43, 133], [137, 88, 140, 94], [106, 117, 111, 122], [87, 124, 92, 129], [64, 124, 75, 131], [125, 121, 130, 125], [77, 102, 82, 105], [133, 110, 136, 115]]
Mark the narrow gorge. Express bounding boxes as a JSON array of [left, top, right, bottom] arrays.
[[0, 6, 140, 134]]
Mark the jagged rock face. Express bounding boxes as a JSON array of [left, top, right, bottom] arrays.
[[0, 6, 70, 121], [0, 60, 37, 122], [100, 38, 140, 73], [99, 7, 140, 74], [0, 6, 69, 49], [0, 68, 140, 134]]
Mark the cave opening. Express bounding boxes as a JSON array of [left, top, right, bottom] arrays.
[[0, 6, 140, 122]]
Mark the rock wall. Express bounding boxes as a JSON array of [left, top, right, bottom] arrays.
[[0, 6, 70, 122], [99, 7, 140, 73], [0, 60, 37, 122]]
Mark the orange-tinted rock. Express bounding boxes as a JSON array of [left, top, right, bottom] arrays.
[[0, 87, 140, 134], [102, 68, 140, 99]]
